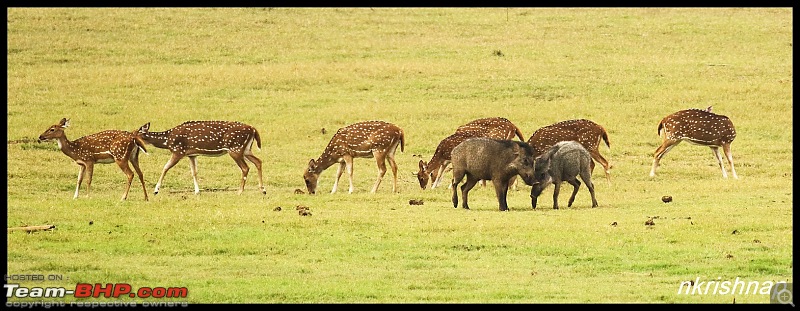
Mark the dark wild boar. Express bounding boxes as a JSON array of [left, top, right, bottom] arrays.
[[530, 140, 598, 209], [450, 138, 536, 211]]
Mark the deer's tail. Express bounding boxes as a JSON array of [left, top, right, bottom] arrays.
[[600, 125, 611, 149], [657, 120, 665, 138], [513, 125, 526, 141], [253, 128, 263, 151], [399, 129, 405, 153]]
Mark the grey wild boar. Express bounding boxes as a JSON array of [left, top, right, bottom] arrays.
[[450, 137, 537, 211], [530, 140, 598, 209]]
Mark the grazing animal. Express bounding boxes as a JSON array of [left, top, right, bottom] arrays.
[[527, 119, 612, 184], [649, 108, 737, 179], [456, 117, 526, 141], [530, 141, 598, 209], [304, 120, 405, 194], [419, 117, 525, 190], [450, 138, 537, 211], [416, 130, 483, 190], [139, 120, 265, 195], [38, 118, 149, 201]]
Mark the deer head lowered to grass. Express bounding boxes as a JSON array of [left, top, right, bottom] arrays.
[[649, 107, 738, 179], [417, 117, 526, 190], [38, 118, 149, 201], [304, 120, 405, 195], [138, 120, 266, 195]]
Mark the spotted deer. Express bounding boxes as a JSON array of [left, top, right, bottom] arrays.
[[139, 121, 266, 195], [527, 119, 612, 184], [38, 118, 149, 201], [416, 130, 483, 190], [304, 120, 404, 194], [456, 117, 526, 141], [418, 117, 525, 190], [649, 107, 737, 179]]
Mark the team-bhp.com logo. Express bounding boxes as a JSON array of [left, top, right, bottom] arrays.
[[5, 283, 188, 299]]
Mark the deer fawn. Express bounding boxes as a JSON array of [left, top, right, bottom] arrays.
[[139, 121, 266, 195], [650, 107, 738, 179], [38, 118, 149, 201], [304, 120, 405, 194], [418, 117, 526, 190], [527, 119, 612, 185]]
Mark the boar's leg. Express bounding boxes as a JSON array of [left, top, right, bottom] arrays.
[[566, 178, 581, 207], [492, 179, 510, 211], [459, 175, 480, 210]]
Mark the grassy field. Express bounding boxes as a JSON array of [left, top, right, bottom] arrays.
[[6, 8, 793, 304]]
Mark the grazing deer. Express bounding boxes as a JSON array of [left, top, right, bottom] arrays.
[[304, 120, 404, 194], [38, 118, 149, 201], [456, 117, 526, 141], [139, 121, 266, 195], [418, 117, 526, 190], [416, 130, 483, 190], [527, 119, 612, 184], [649, 108, 738, 179]]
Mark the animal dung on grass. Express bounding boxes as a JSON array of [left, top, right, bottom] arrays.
[[296, 205, 312, 216], [661, 195, 673, 203], [273, 206, 282, 211], [409, 199, 424, 205], [645, 218, 655, 226], [294, 188, 305, 195]]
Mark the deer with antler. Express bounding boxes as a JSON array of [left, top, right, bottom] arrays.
[[138, 120, 266, 195], [417, 117, 526, 190], [649, 107, 738, 179], [38, 118, 149, 201], [304, 120, 405, 194], [527, 119, 612, 184]]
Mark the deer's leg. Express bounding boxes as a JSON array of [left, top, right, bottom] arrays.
[[187, 156, 201, 194], [650, 140, 680, 177], [245, 154, 266, 194], [433, 164, 447, 189], [590, 149, 612, 185], [345, 156, 356, 194], [74, 164, 88, 199], [230, 153, 250, 195], [331, 162, 345, 194], [116, 159, 135, 201], [386, 150, 399, 193], [130, 150, 148, 201], [710, 146, 728, 179], [722, 143, 738, 179], [155, 153, 184, 195], [371, 151, 388, 194]]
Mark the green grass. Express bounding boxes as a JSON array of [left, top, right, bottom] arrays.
[[6, 8, 793, 303]]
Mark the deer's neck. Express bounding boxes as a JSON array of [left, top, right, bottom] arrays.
[[425, 153, 447, 174], [55, 135, 81, 161], [313, 145, 345, 173], [141, 130, 171, 149]]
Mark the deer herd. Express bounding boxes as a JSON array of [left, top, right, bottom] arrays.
[[38, 107, 738, 210]]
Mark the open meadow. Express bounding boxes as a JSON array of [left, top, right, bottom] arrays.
[[6, 8, 793, 303]]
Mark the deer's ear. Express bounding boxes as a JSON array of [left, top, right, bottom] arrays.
[[418, 160, 426, 170], [61, 118, 70, 128], [139, 123, 150, 133], [308, 159, 316, 167]]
